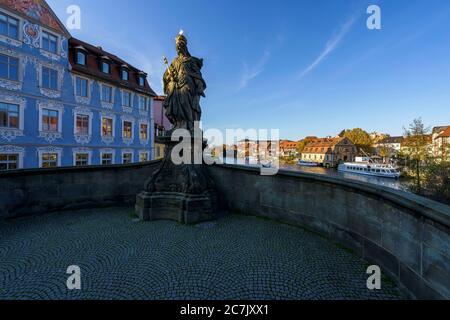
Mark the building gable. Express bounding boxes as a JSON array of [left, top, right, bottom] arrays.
[[0, 0, 70, 37]]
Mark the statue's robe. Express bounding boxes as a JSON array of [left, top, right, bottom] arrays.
[[163, 55, 206, 129]]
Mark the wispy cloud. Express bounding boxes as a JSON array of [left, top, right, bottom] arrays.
[[238, 50, 271, 90], [299, 16, 356, 78]]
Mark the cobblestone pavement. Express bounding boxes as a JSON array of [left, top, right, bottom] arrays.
[[0, 208, 406, 300]]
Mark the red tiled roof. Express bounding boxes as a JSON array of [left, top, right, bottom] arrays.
[[279, 140, 298, 149], [438, 126, 450, 138], [302, 137, 347, 154], [69, 37, 156, 97]]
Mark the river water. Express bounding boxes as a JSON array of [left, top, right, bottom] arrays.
[[223, 157, 410, 192]]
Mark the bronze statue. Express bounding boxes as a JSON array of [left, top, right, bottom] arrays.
[[163, 32, 206, 132], [135, 32, 216, 224]]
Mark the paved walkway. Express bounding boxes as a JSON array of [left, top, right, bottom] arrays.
[[0, 208, 405, 300]]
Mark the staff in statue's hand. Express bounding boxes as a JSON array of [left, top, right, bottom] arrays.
[[163, 56, 176, 83]]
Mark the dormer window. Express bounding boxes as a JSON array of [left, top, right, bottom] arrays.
[[75, 46, 87, 66], [121, 67, 129, 81], [101, 61, 110, 74], [76, 51, 86, 65], [138, 75, 145, 87], [100, 55, 111, 74]]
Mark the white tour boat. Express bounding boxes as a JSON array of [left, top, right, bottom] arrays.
[[338, 159, 400, 179], [298, 160, 319, 167]]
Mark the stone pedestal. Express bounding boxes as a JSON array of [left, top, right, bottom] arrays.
[[135, 133, 216, 224]]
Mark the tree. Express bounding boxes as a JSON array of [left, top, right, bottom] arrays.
[[341, 128, 373, 154], [423, 161, 450, 204], [403, 118, 431, 193], [296, 137, 316, 155]]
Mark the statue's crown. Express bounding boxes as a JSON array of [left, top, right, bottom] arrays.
[[176, 31, 187, 46]]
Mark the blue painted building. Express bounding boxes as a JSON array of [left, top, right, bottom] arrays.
[[0, 0, 156, 170]]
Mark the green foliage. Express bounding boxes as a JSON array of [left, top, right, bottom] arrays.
[[402, 118, 431, 193], [422, 161, 450, 204], [340, 128, 373, 153]]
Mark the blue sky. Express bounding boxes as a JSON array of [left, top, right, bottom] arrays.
[[48, 0, 450, 140]]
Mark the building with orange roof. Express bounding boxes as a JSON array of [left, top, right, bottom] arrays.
[[279, 140, 298, 157], [432, 125, 450, 159], [301, 137, 357, 167]]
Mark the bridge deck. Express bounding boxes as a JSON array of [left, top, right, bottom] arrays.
[[0, 208, 406, 300]]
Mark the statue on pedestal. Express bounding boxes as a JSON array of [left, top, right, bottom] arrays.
[[163, 32, 206, 132], [135, 32, 216, 224]]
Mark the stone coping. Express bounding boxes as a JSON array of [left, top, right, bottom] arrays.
[[0, 159, 163, 178], [215, 163, 450, 228]]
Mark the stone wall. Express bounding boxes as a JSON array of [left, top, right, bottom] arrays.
[[0, 161, 160, 220], [208, 164, 450, 300]]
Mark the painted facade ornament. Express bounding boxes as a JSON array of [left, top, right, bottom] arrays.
[[60, 37, 67, 58], [36, 146, 63, 155], [38, 131, 62, 143], [101, 101, 114, 110], [0, 0, 66, 34], [0, 34, 22, 47], [0, 145, 25, 154], [23, 21, 40, 48], [101, 135, 114, 145], [0, 128, 24, 142], [40, 48, 60, 61]]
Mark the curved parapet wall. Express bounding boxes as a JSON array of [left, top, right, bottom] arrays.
[[208, 164, 450, 300], [0, 160, 161, 220]]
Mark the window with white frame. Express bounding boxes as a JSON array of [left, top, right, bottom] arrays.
[[139, 151, 148, 162], [0, 12, 19, 40], [75, 114, 89, 135], [122, 91, 132, 107], [75, 153, 89, 166], [101, 153, 113, 165], [0, 153, 18, 171], [140, 123, 148, 140], [41, 108, 59, 132], [101, 84, 113, 103], [75, 76, 89, 97], [139, 95, 149, 111], [123, 121, 132, 139], [0, 102, 19, 128], [42, 30, 58, 54], [42, 66, 58, 90], [0, 54, 18, 81], [102, 117, 114, 137], [41, 153, 58, 168], [122, 152, 133, 164]]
